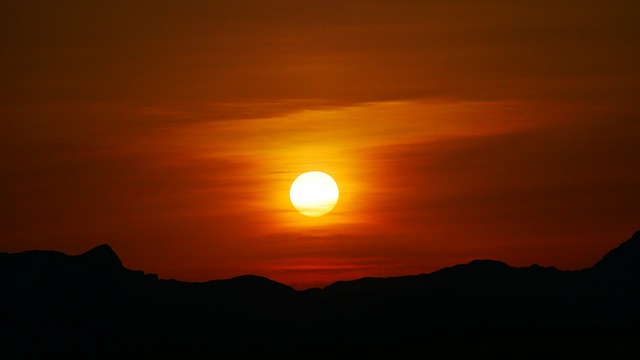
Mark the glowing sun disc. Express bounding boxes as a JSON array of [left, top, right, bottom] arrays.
[[289, 171, 339, 217]]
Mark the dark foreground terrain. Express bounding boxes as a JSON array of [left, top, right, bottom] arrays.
[[2, 231, 640, 356]]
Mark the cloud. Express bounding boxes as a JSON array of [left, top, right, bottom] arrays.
[[360, 110, 640, 267], [2, 1, 637, 106]]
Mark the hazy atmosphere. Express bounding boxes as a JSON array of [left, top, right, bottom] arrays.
[[2, 1, 639, 289]]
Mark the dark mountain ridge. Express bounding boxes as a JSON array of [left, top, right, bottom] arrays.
[[2, 231, 640, 354]]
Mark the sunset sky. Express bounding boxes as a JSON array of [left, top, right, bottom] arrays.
[[2, 1, 639, 289]]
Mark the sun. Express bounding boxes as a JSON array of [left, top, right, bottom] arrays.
[[289, 171, 339, 217]]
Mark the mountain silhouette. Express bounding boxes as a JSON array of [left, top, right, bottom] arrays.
[[2, 231, 640, 355]]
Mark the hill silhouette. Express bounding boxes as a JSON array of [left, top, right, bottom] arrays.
[[2, 231, 640, 355]]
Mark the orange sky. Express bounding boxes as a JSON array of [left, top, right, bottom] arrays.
[[2, 1, 639, 289]]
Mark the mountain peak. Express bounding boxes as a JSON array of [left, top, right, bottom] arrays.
[[591, 230, 640, 275], [83, 243, 115, 254], [466, 259, 510, 268], [77, 244, 123, 270]]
